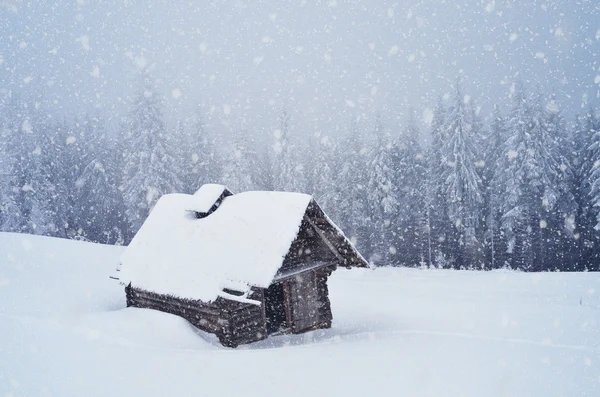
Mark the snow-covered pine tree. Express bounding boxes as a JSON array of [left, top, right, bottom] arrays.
[[254, 142, 275, 191], [469, 101, 487, 169], [302, 133, 335, 213], [181, 112, 223, 192], [172, 120, 193, 193], [544, 99, 577, 270], [301, 135, 319, 197], [367, 113, 399, 265], [483, 105, 508, 268], [223, 118, 258, 193], [438, 82, 484, 269], [0, 97, 56, 236], [584, 107, 600, 270], [45, 119, 87, 238], [0, 96, 22, 232], [24, 110, 55, 236], [494, 83, 533, 269], [494, 83, 565, 270], [76, 116, 126, 244], [312, 137, 336, 213], [121, 74, 183, 235], [569, 116, 591, 269], [573, 108, 600, 270], [579, 106, 600, 189], [272, 108, 297, 192], [392, 110, 427, 266], [334, 118, 370, 256], [425, 97, 449, 268]]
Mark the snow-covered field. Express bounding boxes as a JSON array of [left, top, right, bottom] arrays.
[[0, 232, 599, 397]]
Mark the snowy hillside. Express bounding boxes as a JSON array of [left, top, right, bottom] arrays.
[[0, 232, 599, 397]]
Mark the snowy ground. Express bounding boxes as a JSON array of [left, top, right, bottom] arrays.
[[0, 232, 599, 397]]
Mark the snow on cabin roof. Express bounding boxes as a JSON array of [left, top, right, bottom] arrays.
[[118, 191, 314, 303], [187, 183, 230, 214]]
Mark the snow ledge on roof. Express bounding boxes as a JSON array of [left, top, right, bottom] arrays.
[[186, 184, 229, 214]]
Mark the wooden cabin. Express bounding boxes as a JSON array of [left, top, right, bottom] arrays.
[[113, 184, 368, 347]]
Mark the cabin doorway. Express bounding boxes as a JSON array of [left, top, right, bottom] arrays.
[[264, 282, 288, 334]]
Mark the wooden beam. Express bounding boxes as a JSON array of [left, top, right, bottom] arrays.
[[283, 280, 293, 330], [306, 216, 345, 265], [273, 261, 333, 282]]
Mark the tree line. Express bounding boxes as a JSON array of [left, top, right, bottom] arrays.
[[1, 74, 599, 271]]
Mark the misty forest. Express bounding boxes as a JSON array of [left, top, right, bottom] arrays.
[[2, 77, 600, 272], [1, 1, 600, 272]]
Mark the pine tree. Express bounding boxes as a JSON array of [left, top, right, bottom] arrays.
[[25, 112, 55, 236], [484, 105, 508, 268], [571, 116, 592, 268], [583, 107, 600, 270], [439, 83, 484, 268], [544, 99, 577, 270], [334, 119, 370, 256], [392, 110, 427, 266], [254, 142, 275, 191], [425, 98, 449, 267], [76, 116, 126, 244], [0, 97, 22, 232], [223, 118, 258, 193], [121, 74, 183, 235], [303, 133, 335, 212], [273, 108, 297, 192], [367, 114, 398, 265], [45, 119, 88, 238], [494, 84, 566, 270], [312, 138, 336, 213], [181, 112, 223, 192], [1, 98, 55, 235]]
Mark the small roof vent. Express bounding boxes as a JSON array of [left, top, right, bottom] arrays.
[[186, 184, 233, 218]]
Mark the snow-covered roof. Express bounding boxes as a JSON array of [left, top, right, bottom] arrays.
[[118, 190, 317, 303]]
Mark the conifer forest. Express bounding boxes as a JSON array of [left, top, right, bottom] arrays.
[[2, 76, 600, 271]]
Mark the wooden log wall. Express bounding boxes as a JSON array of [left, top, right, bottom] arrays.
[[125, 284, 268, 348], [315, 268, 333, 328], [218, 290, 268, 347]]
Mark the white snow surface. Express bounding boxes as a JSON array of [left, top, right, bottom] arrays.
[[1, 232, 599, 397], [187, 183, 228, 213], [118, 191, 313, 302]]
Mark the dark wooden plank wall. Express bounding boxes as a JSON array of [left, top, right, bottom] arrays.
[[289, 271, 319, 333], [315, 268, 333, 327], [287, 267, 334, 333], [125, 285, 268, 347]]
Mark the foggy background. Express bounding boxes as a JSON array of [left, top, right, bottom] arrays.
[[2, 0, 599, 135]]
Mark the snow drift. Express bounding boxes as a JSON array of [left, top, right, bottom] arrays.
[[0, 232, 599, 397]]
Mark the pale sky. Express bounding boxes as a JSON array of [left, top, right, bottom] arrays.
[[1, 0, 599, 139]]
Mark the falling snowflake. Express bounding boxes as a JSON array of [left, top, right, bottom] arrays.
[[172, 88, 182, 99], [77, 35, 90, 51], [22, 119, 33, 134]]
